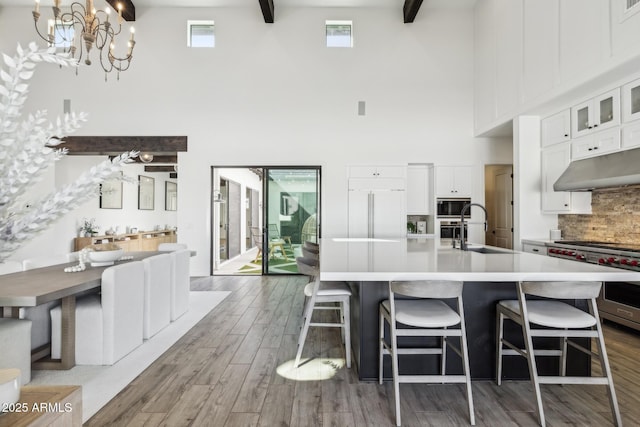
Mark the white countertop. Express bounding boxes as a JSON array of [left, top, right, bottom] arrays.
[[319, 238, 640, 282]]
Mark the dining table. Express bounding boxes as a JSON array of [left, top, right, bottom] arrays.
[[0, 251, 160, 370]]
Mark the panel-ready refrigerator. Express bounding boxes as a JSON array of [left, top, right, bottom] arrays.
[[348, 178, 406, 238]]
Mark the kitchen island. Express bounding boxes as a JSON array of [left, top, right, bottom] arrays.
[[319, 237, 640, 381]]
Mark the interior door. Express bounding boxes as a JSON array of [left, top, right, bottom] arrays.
[[264, 168, 320, 275], [487, 165, 513, 249]]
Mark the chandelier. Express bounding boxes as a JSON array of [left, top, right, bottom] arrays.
[[32, 0, 136, 79]]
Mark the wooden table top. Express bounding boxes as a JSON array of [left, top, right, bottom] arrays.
[[0, 252, 158, 307]]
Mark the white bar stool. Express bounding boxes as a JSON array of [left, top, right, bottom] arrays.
[[379, 280, 475, 426], [496, 281, 621, 427], [294, 256, 351, 369]]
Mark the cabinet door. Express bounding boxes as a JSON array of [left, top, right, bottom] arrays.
[[407, 165, 432, 214], [622, 78, 640, 123], [571, 128, 620, 160], [452, 166, 473, 197], [594, 88, 620, 131], [622, 121, 640, 149], [571, 99, 593, 138], [376, 166, 406, 179], [348, 166, 378, 178], [372, 190, 406, 238], [541, 110, 571, 147], [541, 144, 572, 212], [435, 167, 455, 196]]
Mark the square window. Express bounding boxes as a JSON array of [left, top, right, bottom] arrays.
[[188, 20, 215, 48], [326, 20, 352, 48], [48, 19, 74, 49]]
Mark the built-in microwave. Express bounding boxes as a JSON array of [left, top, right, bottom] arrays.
[[436, 198, 471, 218]]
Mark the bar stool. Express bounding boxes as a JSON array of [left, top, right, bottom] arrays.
[[294, 256, 351, 369], [379, 280, 475, 426], [496, 281, 621, 427], [301, 246, 319, 260]]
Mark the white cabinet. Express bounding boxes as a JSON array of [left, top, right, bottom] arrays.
[[571, 89, 620, 138], [348, 187, 406, 238], [522, 0, 559, 104], [541, 109, 571, 147], [571, 128, 621, 160], [559, 0, 609, 84], [436, 166, 473, 197], [622, 78, 640, 123], [407, 165, 433, 215], [348, 166, 406, 179], [522, 242, 546, 256], [541, 144, 572, 212], [622, 121, 640, 149], [541, 143, 591, 213]]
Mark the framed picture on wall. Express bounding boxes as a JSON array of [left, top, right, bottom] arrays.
[[99, 172, 123, 209], [165, 181, 177, 211], [138, 175, 155, 210]]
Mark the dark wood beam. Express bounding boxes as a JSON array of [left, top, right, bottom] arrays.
[[105, 0, 135, 22], [258, 0, 274, 23], [62, 136, 187, 156], [144, 166, 176, 173], [170, 173, 178, 179], [130, 155, 177, 164], [403, 0, 423, 23]]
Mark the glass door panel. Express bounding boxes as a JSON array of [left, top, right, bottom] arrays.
[[632, 86, 640, 116], [264, 167, 320, 275], [599, 96, 613, 125]]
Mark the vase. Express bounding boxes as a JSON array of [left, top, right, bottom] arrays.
[[84, 232, 91, 237]]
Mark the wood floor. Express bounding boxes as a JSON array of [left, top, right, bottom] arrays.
[[87, 275, 640, 426]]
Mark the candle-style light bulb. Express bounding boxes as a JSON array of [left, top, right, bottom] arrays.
[[105, 7, 110, 22], [118, 3, 123, 24], [34, 0, 40, 13], [130, 26, 135, 42]]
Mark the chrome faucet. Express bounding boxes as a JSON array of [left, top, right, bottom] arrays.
[[459, 203, 488, 251]]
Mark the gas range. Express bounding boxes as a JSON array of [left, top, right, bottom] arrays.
[[547, 240, 640, 271]]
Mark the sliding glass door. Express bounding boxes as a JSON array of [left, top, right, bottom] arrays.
[[264, 168, 320, 275]]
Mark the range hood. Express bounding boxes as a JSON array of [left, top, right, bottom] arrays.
[[554, 147, 640, 191]]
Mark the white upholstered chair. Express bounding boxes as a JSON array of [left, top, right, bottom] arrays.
[[142, 254, 172, 339], [169, 249, 190, 321], [379, 280, 475, 426], [301, 246, 319, 260], [158, 243, 188, 252], [50, 261, 145, 365], [0, 319, 32, 385], [295, 256, 351, 369], [496, 281, 621, 427]]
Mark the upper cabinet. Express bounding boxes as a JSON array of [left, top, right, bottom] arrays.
[[407, 165, 433, 215], [558, 0, 610, 84], [622, 77, 640, 123], [348, 166, 406, 179], [571, 89, 620, 138], [571, 128, 621, 160], [435, 166, 473, 197], [541, 109, 571, 147]]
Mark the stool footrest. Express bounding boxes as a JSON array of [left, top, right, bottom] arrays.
[[398, 374, 468, 384], [537, 376, 610, 385]]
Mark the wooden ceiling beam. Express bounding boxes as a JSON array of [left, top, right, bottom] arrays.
[[258, 0, 275, 23], [403, 0, 423, 23], [144, 166, 176, 173], [105, 0, 136, 22], [62, 136, 187, 155]]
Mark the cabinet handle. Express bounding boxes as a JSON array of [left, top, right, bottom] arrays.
[[594, 146, 598, 150], [588, 126, 593, 129], [588, 148, 593, 151], [594, 124, 598, 127], [532, 248, 539, 252], [564, 204, 569, 207], [564, 134, 569, 137]]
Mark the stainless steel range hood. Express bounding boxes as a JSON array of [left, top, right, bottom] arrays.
[[554, 147, 640, 191]]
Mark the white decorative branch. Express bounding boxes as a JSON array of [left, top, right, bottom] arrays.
[[0, 43, 137, 262]]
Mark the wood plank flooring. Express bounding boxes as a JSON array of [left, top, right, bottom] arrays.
[[87, 276, 640, 426]]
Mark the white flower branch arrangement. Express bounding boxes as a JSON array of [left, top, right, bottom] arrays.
[[0, 43, 138, 263]]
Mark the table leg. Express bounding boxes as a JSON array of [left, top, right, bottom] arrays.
[[32, 295, 76, 370]]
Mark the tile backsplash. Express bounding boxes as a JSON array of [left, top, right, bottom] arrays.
[[558, 185, 640, 243]]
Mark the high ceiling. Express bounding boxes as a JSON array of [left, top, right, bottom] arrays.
[[0, 0, 474, 8]]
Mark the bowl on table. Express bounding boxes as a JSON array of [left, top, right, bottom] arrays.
[[87, 244, 124, 267]]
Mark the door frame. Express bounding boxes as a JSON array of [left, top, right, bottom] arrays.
[[210, 165, 322, 276]]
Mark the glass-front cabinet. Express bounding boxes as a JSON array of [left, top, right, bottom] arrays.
[[623, 78, 640, 123], [571, 88, 620, 138]]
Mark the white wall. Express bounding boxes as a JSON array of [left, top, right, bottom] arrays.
[[0, 5, 512, 275]]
